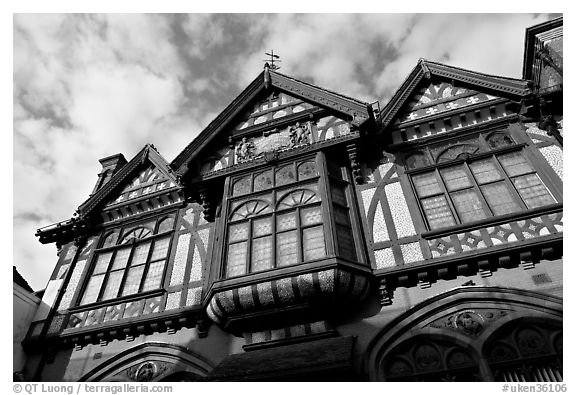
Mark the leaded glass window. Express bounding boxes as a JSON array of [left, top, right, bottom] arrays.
[[223, 155, 362, 278], [79, 214, 175, 306], [411, 149, 557, 230]]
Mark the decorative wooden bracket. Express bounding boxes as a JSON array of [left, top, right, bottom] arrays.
[[198, 184, 216, 222], [346, 143, 363, 184], [538, 114, 563, 146]]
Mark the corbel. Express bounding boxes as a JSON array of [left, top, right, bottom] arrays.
[[197, 184, 215, 222], [538, 114, 563, 146], [346, 143, 363, 184]]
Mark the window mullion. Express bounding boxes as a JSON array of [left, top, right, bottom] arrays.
[[493, 155, 529, 209], [316, 151, 335, 256], [118, 240, 137, 297], [246, 219, 254, 274], [463, 162, 493, 216], [272, 190, 278, 269], [296, 207, 303, 263], [96, 249, 117, 302], [138, 237, 157, 293], [435, 168, 461, 224]]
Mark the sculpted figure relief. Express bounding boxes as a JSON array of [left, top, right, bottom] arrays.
[[289, 122, 310, 146]]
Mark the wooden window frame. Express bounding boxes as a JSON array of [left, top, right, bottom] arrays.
[[220, 152, 362, 279], [77, 214, 176, 307], [406, 130, 561, 232]]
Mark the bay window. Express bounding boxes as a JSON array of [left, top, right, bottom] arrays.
[[222, 153, 359, 279]]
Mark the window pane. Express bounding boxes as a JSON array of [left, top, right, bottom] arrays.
[[121, 266, 145, 296], [336, 224, 356, 261], [331, 184, 347, 206], [421, 196, 456, 229], [277, 231, 298, 266], [254, 170, 274, 192], [253, 217, 272, 237], [232, 200, 272, 221], [226, 242, 247, 277], [301, 206, 323, 226], [275, 165, 296, 186], [251, 236, 273, 272], [440, 166, 472, 191], [451, 189, 488, 223], [277, 189, 320, 210], [102, 232, 118, 248], [334, 206, 351, 226], [151, 237, 170, 261], [277, 212, 297, 231], [142, 260, 165, 291], [298, 160, 317, 180], [513, 174, 556, 209], [232, 176, 251, 196], [481, 182, 522, 215], [81, 274, 105, 305], [101, 270, 124, 300], [413, 173, 442, 197], [499, 152, 534, 177], [470, 159, 503, 184], [111, 247, 131, 270], [303, 226, 326, 261], [93, 252, 113, 274], [157, 217, 174, 233], [229, 222, 249, 242], [132, 243, 151, 266]]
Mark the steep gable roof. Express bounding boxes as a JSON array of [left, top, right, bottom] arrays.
[[378, 59, 532, 130], [77, 144, 179, 218], [171, 65, 373, 175]]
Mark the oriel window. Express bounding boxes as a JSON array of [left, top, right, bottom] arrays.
[[223, 153, 360, 279]]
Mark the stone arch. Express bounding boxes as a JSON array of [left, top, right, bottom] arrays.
[[80, 342, 214, 382], [364, 286, 562, 381]]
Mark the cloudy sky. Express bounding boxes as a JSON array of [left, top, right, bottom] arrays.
[[13, 13, 560, 291]]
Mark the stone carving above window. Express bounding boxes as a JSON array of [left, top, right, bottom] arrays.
[[234, 121, 314, 165]]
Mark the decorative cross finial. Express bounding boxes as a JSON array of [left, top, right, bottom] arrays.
[[264, 50, 281, 70]]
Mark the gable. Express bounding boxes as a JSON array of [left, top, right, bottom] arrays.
[[106, 164, 177, 207], [76, 145, 182, 222], [234, 91, 315, 131], [379, 60, 532, 136], [394, 79, 500, 125], [171, 67, 373, 177]]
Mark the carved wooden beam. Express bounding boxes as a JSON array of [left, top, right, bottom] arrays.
[[346, 142, 363, 185]]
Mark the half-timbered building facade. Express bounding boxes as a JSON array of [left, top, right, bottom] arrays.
[[22, 17, 562, 382]]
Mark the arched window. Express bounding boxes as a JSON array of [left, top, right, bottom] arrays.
[[79, 215, 176, 306], [383, 337, 481, 381], [486, 321, 563, 382]]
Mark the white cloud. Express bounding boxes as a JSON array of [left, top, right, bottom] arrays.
[[13, 13, 557, 291]]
